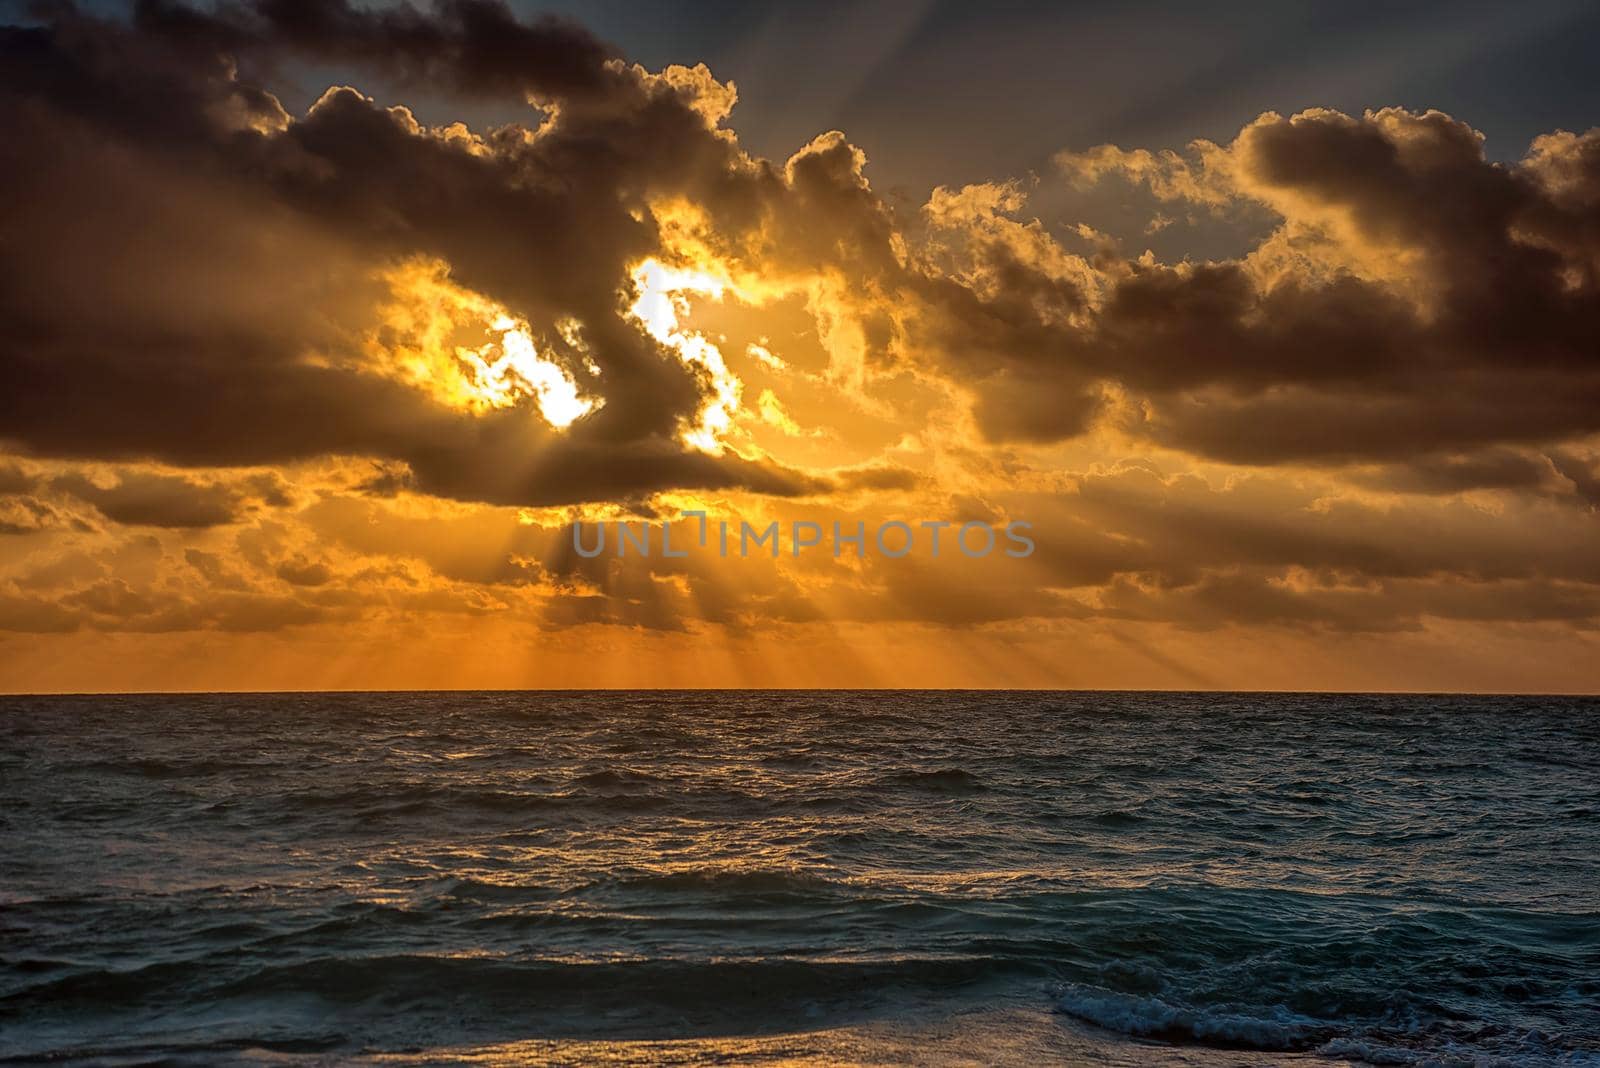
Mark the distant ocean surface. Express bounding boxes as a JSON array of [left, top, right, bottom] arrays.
[[2, 692, 1597, 1066]]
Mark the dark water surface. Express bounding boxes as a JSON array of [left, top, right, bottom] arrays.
[[2, 691, 1597, 1065]]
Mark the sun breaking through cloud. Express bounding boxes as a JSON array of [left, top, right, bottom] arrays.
[[2, 0, 1600, 690]]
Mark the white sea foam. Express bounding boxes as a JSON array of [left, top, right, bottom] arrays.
[[1052, 982, 1320, 1049]]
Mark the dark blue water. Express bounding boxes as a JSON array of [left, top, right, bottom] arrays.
[[1, 692, 1597, 1066]]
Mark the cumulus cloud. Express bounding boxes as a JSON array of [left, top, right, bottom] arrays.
[[0, 0, 822, 505], [2, 1, 1600, 679], [1036, 109, 1600, 467]]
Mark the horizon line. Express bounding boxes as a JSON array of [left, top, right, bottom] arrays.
[[2, 686, 1597, 699]]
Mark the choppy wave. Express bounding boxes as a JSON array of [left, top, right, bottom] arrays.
[[1053, 984, 1323, 1049], [1054, 983, 1600, 1067], [3, 690, 1598, 1065]]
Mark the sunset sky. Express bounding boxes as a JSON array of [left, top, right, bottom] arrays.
[[4, 0, 1600, 691]]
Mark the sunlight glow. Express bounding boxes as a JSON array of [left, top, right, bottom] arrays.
[[459, 315, 595, 428], [370, 259, 599, 428], [627, 259, 743, 454]]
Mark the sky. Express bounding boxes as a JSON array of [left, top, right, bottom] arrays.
[[2, 0, 1600, 691]]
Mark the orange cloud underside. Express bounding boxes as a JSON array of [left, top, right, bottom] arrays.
[[3, 6, 1600, 691]]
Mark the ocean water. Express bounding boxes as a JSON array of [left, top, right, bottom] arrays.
[[1, 692, 1597, 1067]]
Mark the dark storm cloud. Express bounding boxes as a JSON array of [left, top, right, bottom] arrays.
[[928, 109, 1600, 468], [834, 464, 921, 492], [18, 3, 1596, 492], [0, 1, 817, 505], [134, 0, 617, 101], [1107, 111, 1600, 466], [1094, 570, 1600, 634], [1350, 450, 1558, 496], [0, 463, 290, 530], [48, 470, 288, 528]]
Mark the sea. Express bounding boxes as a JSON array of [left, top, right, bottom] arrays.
[[1, 691, 1596, 1066]]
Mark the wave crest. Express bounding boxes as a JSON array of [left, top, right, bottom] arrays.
[[1052, 983, 1323, 1050]]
